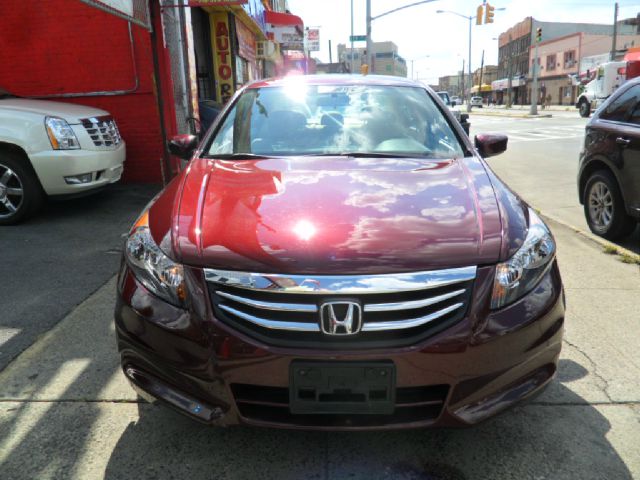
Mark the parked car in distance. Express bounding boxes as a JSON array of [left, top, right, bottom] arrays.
[[451, 95, 461, 105], [578, 76, 640, 239], [436, 90, 470, 134], [470, 96, 483, 108], [116, 75, 564, 430], [0, 87, 125, 224]]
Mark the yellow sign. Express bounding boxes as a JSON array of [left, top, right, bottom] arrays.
[[210, 12, 235, 104]]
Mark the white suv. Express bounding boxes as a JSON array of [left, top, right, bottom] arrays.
[[0, 87, 125, 224]]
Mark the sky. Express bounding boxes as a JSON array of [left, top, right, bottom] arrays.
[[287, 0, 639, 84]]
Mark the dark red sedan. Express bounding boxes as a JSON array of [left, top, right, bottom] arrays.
[[115, 75, 564, 429]]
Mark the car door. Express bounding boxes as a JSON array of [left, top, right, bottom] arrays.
[[594, 83, 640, 217]]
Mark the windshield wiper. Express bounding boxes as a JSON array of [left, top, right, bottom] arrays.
[[311, 152, 430, 158], [205, 153, 272, 160]]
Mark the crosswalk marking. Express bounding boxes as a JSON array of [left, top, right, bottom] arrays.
[[470, 123, 586, 143]]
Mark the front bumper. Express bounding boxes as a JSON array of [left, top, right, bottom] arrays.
[[114, 261, 564, 430], [29, 141, 125, 196]]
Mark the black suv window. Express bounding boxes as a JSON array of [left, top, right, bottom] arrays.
[[600, 84, 640, 123]]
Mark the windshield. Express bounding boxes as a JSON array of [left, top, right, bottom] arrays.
[[206, 84, 464, 159], [437, 92, 451, 106]]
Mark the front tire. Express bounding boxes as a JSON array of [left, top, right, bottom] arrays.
[[583, 170, 636, 240], [0, 151, 44, 225], [579, 99, 591, 118]]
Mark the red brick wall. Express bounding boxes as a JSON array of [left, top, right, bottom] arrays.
[[0, 0, 165, 183]]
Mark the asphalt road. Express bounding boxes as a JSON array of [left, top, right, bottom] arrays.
[[469, 111, 640, 254], [0, 183, 159, 371]]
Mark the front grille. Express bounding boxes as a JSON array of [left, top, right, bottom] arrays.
[[231, 383, 449, 427], [80, 116, 122, 147], [206, 267, 476, 349]]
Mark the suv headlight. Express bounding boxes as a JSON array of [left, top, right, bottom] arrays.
[[45, 116, 80, 150], [124, 211, 187, 308], [491, 209, 556, 309]]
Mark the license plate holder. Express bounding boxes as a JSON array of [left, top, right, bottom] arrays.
[[289, 361, 396, 415]]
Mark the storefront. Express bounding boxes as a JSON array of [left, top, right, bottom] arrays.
[[491, 77, 527, 105]]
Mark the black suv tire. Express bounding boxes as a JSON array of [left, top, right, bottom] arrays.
[[578, 99, 591, 118], [583, 170, 636, 240]]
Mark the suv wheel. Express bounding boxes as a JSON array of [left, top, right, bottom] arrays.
[[0, 151, 44, 225], [578, 99, 591, 118], [584, 170, 636, 240]]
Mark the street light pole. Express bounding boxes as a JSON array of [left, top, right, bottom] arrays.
[[530, 39, 539, 115], [350, 0, 354, 73], [366, 0, 372, 69]]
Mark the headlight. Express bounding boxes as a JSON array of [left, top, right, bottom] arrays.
[[45, 116, 80, 150], [124, 211, 187, 308], [491, 208, 556, 309]]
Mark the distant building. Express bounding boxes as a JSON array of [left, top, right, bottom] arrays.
[[472, 65, 498, 98], [528, 32, 640, 105], [438, 73, 463, 97], [315, 61, 351, 74], [495, 17, 639, 105], [337, 41, 407, 77]]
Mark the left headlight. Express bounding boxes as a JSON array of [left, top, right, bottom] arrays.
[[124, 211, 187, 308], [45, 116, 80, 150], [491, 208, 556, 309]]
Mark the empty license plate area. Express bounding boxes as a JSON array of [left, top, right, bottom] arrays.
[[289, 361, 396, 415]]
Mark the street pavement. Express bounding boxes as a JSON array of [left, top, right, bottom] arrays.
[[0, 184, 159, 371], [0, 217, 638, 479], [470, 112, 640, 254]]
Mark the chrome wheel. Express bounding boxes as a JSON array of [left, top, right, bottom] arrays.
[[0, 163, 24, 219], [587, 181, 613, 230]]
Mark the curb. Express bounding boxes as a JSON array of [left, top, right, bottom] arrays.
[[539, 211, 640, 263]]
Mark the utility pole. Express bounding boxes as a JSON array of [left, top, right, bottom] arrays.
[[350, 0, 354, 73], [467, 15, 472, 112], [461, 59, 465, 104], [530, 28, 541, 115], [611, 2, 619, 61], [478, 49, 485, 101], [366, 0, 372, 69], [329, 39, 333, 64], [506, 35, 513, 108]]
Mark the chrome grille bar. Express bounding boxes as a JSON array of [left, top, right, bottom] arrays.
[[205, 266, 476, 294], [218, 305, 320, 332], [361, 303, 464, 332], [364, 289, 466, 312], [215, 290, 317, 312]]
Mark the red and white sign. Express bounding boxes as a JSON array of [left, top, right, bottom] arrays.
[[79, 0, 150, 30]]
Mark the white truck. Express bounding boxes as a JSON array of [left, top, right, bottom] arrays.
[[576, 61, 640, 117], [0, 87, 126, 224]]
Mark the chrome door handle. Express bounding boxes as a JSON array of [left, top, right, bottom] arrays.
[[615, 136, 631, 146]]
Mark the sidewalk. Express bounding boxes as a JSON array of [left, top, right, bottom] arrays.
[[0, 220, 638, 479]]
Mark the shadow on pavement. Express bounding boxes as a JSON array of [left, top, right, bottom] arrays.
[[0, 183, 160, 371]]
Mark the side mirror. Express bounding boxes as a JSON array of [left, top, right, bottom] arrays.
[[475, 134, 508, 158], [168, 134, 198, 160], [451, 101, 457, 107]]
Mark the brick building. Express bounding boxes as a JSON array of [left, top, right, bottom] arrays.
[[0, 0, 303, 184]]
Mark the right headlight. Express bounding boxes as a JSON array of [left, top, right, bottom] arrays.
[[124, 211, 187, 308], [45, 116, 80, 150], [491, 208, 556, 309]]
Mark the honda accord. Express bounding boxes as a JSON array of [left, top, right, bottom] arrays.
[[115, 75, 564, 429]]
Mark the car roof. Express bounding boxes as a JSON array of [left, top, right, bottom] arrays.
[[247, 74, 427, 89]]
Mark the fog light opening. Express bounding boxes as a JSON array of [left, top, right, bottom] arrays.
[[64, 173, 93, 185]]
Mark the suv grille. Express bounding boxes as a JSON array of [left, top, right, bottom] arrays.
[[231, 383, 449, 427], [80, 116, 122, 147], [205, 267, 476, 349]]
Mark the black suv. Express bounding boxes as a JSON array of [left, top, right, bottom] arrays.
[[578, 77, 640, 240]]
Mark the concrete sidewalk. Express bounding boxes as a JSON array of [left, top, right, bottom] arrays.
[[0, 220, 638, 479]]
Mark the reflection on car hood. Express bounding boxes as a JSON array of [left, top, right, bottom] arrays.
[[172, 155, 504, 274]]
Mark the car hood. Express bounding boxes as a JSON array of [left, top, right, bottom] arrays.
[[0, 98, 109, 123], [170, 155, 505, 275]]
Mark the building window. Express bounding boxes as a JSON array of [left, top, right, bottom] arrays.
[[564, 50, 576, 69], [546, 54, 556, 71]]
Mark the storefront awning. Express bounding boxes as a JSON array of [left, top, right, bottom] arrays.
[[265, 10, 303, 27], [471, 84, 492, 93]]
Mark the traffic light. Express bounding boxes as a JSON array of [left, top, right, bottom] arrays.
[[476, 4, 483, 25], [536, 27, 542, 42], [485, 3, 495, 24]]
